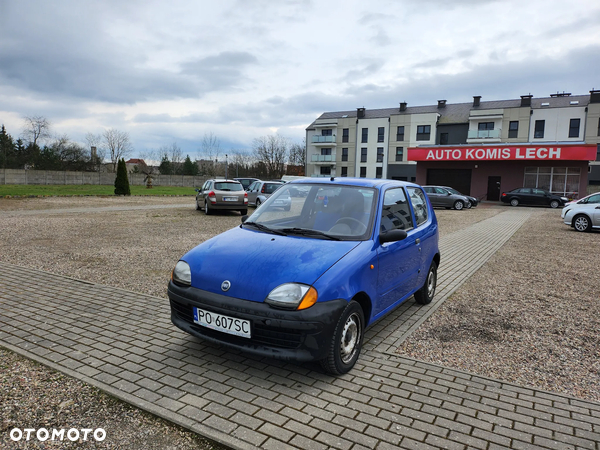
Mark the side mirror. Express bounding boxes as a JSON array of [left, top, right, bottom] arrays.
[[241, 215, 249, 223], [195, 188, 200, 193], [379, 229, 408, 244]]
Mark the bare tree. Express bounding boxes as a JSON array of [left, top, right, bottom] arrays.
[[199, 132, 221, 177], [252, 134, 289, 179], [288, 137, 306, 167], [22, 116, 52, 147], [103, 129, 133, 172]]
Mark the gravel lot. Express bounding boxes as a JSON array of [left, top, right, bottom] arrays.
[[1, 196, 598, 448]]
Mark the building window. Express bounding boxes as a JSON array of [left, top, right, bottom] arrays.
[[523, 166, 581, 197], [478, 122, 494, 131], [534, 120, 545, 138], [569, 119, 580, 138], [439, 133, 449, 145], [396, 126, 404, 141], [361, 128, 368, 143], [341, 167, 348, 177], [377, 127, 385, 142], [320, 166, 331, 176], [342, 128, 349, 143], [321, 148, 331, 156], [321, 129, 332, 136], [376, 167, 383, 178], [361, 148, 367, 163], [597, 118, 600, 136], [395, 147, 404, 162], [341, 148, 348, 162], [360, 167, 367, 177], [597, 144, 600, 161], [377, 147, 384, 163], [509, 121, 519, 138], [416, 125, 431, 141]]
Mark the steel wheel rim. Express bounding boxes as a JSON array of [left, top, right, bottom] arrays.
[[340, 313, 361, 363], [511, 199, 518, 206], [550, 201, 559, 208], [455, 202, 463, 210]]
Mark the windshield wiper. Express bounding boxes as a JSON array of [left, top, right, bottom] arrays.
[[280, 227, 340, 240], [242, 221, 287, 236]]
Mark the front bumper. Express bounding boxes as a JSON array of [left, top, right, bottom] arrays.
[[168, 281, 347, 362]]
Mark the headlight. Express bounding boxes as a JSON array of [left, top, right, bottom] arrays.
[[265, 283, 318, 310], [172, 260, 191, 286]]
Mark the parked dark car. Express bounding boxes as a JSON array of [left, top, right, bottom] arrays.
[[500, 188, 568, 208], [169, 178, 440, 374], [233, 177, 259, 191], [442, 187, 478, 208], [195, 179, 248, 215], [423, 186, 470, 210]]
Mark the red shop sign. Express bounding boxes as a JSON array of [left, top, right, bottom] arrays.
[[407, 145, 597, 161]]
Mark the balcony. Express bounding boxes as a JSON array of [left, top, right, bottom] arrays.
[[467, 129, 501, 142], [311, 154, 336, 163], [311, 135, 337, 146]]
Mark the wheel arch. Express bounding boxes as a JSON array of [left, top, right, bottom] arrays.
[[351, 292, 372, 325]]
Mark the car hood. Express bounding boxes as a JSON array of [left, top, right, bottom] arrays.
[[181, 226, 361, 302]]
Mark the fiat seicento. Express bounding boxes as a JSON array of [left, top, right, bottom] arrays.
[[168, 178, 440, 374]]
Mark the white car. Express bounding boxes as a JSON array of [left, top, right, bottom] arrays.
[[562, 203, 600, 232], [562, 192, 600, 210]]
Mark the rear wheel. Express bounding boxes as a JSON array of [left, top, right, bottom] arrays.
[[510, 198, 519, 207], [414, 261, 438, 305], [453, 200, 464, 210], [573, 214, 591, 232], [550, 200, 559, 208], [320, 301, 364, 375]]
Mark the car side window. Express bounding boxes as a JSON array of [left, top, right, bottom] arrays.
[[584, 194, 600, 203], [434, 187, 446, 194], [423, 187, 433, 194], [532, 189, 545, 195], [380, 188, 414, 232], [407, 187, 428, 227]]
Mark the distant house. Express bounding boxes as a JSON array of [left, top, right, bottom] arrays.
[[125, 158, 146, 173]]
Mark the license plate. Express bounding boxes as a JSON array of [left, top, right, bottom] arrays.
[[193, 307, 251, 338], [223, 197, 238, 202]]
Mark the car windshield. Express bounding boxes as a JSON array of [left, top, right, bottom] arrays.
[[214, 182, 243, 192], [244, 183, 377, 240]]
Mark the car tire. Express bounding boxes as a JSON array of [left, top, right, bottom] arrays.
[[414, 260, 438, 305], [239, 209, 247, 215], [204, 200, 212, 215], [466, 201, 472, 209], [320, 300, 364, 375], [573, 214, 591, 232], [510, 198, 519, 207], [550, 200, 560, 209], [453, 200, 464, 210], [256, 198, 262, 207], [284, 205, 291, 211], [196, 199, 201, 211]]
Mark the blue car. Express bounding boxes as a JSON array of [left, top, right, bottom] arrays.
[[168, 178, 440, 374]]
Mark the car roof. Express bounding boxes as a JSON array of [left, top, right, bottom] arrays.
[[289, 177, 420, 190]]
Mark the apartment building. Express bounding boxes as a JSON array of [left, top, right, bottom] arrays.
[[306, 90, 600, 200]]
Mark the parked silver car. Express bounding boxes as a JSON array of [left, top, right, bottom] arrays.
[[196, 179, 248, 215], [247, 181, 285, 207], [423, 186, 470, 210], [562, 203, 600, 232]]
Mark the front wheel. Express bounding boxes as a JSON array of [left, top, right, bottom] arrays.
[[573, 214, 591, 232], [510, 198, 519, 207], [320, 301, 364, 375], [414, 261, 438, 305], [550, 200, 559, 209], [453, 200, 464, 210]]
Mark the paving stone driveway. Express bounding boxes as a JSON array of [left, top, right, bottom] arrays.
[[1, 208, 599, 449]]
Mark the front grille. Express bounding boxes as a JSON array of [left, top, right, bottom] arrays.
[[170, 298, 303, 349]]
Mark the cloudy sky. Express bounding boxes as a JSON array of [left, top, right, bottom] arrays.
[[1, 0, 600, 158]]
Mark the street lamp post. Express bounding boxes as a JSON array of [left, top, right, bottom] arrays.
[[225, 154, 228, 179]]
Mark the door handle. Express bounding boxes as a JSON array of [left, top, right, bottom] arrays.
[[415, 238, 421, 244]]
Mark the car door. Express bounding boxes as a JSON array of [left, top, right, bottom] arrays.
[[199, 180, 211, 209], [435, 187, 452, 208], [423, 187, 439, 207], [375, 187, 421, 316], [247, 181, 259, 205], [531, 188, 548, 206]]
